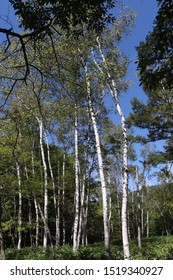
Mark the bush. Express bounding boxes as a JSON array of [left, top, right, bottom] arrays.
[[5, 247, 54, 260], [54, 245, 79, 260], [5, 236, 173, 260]]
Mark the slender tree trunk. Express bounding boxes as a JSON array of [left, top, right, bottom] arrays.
[[34, 197, 39, 247], [115, 190, 120, 239], [25, 161, 53, 249], [36, 200, 53, 248], [77, 173, 85, 246], [82, 182, 89, 246], [93, 39, 130, 258], [141, 188, 144, 236], [57, 160, 61, 245], [136, 166, 141, 248], [131, 188, 135, 239], [28, 196, 33, 247], [62, 153, 66, 245], [45, 132, 60, 246], [31, 149, 39, 246], [37, 117, 48, 251], [108, 83, 130, 259], [107, 173, 112, 235], [25, 162, 33, 248], [16, 160, 22, 250], [73, 106, 80, 251], [83, 63, 110, 256], [146, 186, 150, 237]]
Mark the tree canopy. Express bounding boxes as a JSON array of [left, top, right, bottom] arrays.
[[129, 0, 173, 164], [136, 0, 173, 91], [9, 0, 116, 35]]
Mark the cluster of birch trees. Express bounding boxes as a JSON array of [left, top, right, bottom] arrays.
[[0, 7, 135, 259], [0, 3, 172, 261]]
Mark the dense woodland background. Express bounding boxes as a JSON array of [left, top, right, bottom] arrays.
[[0, 0, 172, 260]]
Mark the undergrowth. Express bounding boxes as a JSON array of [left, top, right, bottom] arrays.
[[4, 235, 173, 260]]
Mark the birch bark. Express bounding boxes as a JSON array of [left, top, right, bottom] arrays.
[[37, 117, 48, 251], [136, 166, 141, 248], [16, 160, 22, 250], [93, 38, 130, 259], [45, 132, 60, 246], [77, 173, 86, 246], [31, 148, 39, 246], [73, 106, 80, 251], [62, 153, 66, 245], [83, 63, 110, 256]]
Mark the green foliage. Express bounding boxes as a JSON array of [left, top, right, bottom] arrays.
[[128, 89, 173, 161], [136, 0, 173, 91], [9, 0, 115, 35], [78, 245, 105, 260], [5, 236, 173, 260], [131, 236, 173, 260], [5, 246, 54, 260], [5, 243, 123, 260]]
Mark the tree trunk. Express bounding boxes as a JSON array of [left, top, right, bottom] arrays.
[[83, 63, 110, 256], [82, 181, 89, 246], [36, 200, 53, 248], [37, 117, 48, 251], [31, 149, 39, 246], [25, 164, 33, 248], [45, 132, 60, 246], [77, 173, 86, 246], [62, 153, 66, 245], [141, 188, 144, 236], [93, 39, 130, 258], [136, 166, 141, 248], [28, 196, 33, 247], [16, 160, 22, 250], [73, 106, 80, 251], [34, 197, 39, 247]]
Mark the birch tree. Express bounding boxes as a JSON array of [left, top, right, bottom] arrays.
[[81, 59, 110, 256], [73, 106, 80, 251], [92, 37, 131, 259], [135, 166, 141, 248]]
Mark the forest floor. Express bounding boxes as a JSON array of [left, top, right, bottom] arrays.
[[4, 235, 173, 260]]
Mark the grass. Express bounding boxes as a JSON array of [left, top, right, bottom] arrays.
[[4, 235, 173, 260]]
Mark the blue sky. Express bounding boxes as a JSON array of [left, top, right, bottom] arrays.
[[0, 1, 163, 184], [119, 0, 158, 116]]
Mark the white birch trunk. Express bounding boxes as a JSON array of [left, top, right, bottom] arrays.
[[36, 200, 53, 247], [37, 117, 48, 251], [82, 182, 89, 246], [146, 186, 149, 237], [108, 173, 112, 234], [141, 188, 144, 236], [73, 106, 80, 251], [136, 166, 141, 247], [34, 197, 39, 247], [93, 38, 130, 258], [62, 153, 66, 245], [31, 149, 39, 247], [28, 196, 33, 247], [16, 160, 22, 250], [45, 132, 60, 246], [25, 163, 33, 248], [77, 173, 86, 246], [83, 64, 110, 256]]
